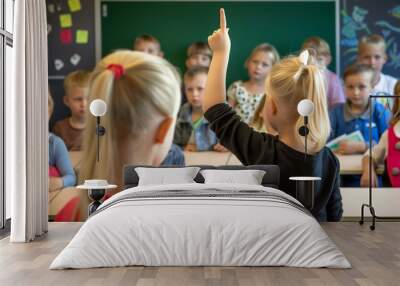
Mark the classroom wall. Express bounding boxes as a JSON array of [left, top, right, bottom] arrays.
[[100, 1, 336, 85], [47, 0, 400, 125], [47, 0, 96, 129], [340, 0, 400, 78]]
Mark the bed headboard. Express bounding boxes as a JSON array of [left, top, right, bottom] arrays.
[[123, 165, 280, 189]]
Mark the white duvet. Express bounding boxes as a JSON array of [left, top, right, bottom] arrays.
[[50, 183, 351, 269]]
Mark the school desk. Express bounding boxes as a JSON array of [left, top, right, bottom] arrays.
[[184, 151, 384, 176], [68, 151, 383, 176], [63, 151, 398, 219]]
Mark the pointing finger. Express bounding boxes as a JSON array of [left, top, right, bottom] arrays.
[[220, 8, 227, 31]]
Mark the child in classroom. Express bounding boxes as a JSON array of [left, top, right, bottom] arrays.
[[203, 9, 342, 222], [227, 43, 280, 124], [360, 81, 400, 188], [329, 64, 391, 187], [302, 36, 345, 109], [53, 70, 91, 151], [181, 41, 212, 106], [357, 34, 398, 97], [79, 50, 181, 188], [133, 34, 164, 57], [185, 41, 212, 69], [48, 91, 76, 191], [329, 64, 390, 154], [174, 66, 222, 152]]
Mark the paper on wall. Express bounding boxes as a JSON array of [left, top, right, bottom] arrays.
[[54, 59, 64, 71], [60, 29, 72, 44], [68, 0, 81, 12], [48, 4, 55, 13], [47, 24, 52, 35], [76, 30, 89, 44], [59, 14, 72, 28], [70, 54, 81, 66]]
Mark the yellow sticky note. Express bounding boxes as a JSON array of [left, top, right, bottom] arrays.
[[76, 30, 89, 44], [59, 14, 72, 28], [68, 0, 81, 12]]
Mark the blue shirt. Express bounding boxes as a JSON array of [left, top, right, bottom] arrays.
[[161, 143, 185, 166], [49, 133, 76, 187], [173, 103, 217, 151], [329, 101, 391, 147]]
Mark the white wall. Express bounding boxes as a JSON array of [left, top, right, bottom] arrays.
[[341, 188, 400, 217]]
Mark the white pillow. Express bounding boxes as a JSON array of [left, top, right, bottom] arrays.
[[135, 167, 201, 186], [200, 169, 266, 185]]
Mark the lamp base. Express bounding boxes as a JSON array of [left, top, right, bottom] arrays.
[[359, 203, 400, 231], [88, 188, 105, 216], [289, 177, 321, 211]]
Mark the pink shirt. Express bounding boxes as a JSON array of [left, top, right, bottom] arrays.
[[325, 69, 345, 110]]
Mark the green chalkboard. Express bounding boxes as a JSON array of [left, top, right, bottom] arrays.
[[101, 1, 336, 84]]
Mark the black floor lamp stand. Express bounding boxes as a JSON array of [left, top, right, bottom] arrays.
[[359, 95, 400, 230]]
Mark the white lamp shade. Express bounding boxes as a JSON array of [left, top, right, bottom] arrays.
[[90, 99, 107, 117], [297, 99, 314, 116]]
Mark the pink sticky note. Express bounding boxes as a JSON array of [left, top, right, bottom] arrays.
[[60, 29, 72, 44]]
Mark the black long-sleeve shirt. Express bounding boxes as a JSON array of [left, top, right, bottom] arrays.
[[204, 103, 343, 222]]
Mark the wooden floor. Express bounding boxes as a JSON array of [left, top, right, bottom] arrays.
[[1, 222, 400, 286]]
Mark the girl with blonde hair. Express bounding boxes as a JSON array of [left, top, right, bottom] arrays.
[[203, 9, 342, 222], [79, 50, 181, 187]]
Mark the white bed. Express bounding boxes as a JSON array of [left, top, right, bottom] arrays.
[[50, 181, 351, 269]]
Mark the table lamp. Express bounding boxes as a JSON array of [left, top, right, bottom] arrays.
[[290, 99, 320, 211], [89, 99, 107, 162], [78, 99, 116, 216]]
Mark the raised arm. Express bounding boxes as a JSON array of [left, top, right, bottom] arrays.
[[203, 8, 231, 112]]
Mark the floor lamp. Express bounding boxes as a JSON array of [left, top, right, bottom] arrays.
[[359, 94, 400, 230]]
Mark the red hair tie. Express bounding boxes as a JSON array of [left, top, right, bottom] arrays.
[[107, 64, 125, 80]]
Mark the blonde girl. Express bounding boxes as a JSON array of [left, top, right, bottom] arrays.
[[203, 9, 342, 222], [79, 50, 181, 188], [227, 43, 280, 124]]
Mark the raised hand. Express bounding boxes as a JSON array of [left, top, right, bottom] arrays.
[[203, 8, 231, 112], [207, 8, 231, 54]]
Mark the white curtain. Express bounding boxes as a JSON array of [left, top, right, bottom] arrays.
[[8, 0, 48, 242]]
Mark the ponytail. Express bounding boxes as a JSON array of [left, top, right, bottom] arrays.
[[268, 51, 330, 153], [293, 64, 330, 152], [79, 50, 181, 185]]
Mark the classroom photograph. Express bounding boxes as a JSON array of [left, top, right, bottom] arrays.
[[1, 0, 400, 285]]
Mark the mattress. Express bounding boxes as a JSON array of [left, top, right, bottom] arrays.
[[50, 183, 351, 269]]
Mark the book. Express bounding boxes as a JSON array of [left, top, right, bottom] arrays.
[[346, 130, 365, 143], [326, 134, 347, 151], [327, 130, 365, 151]]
